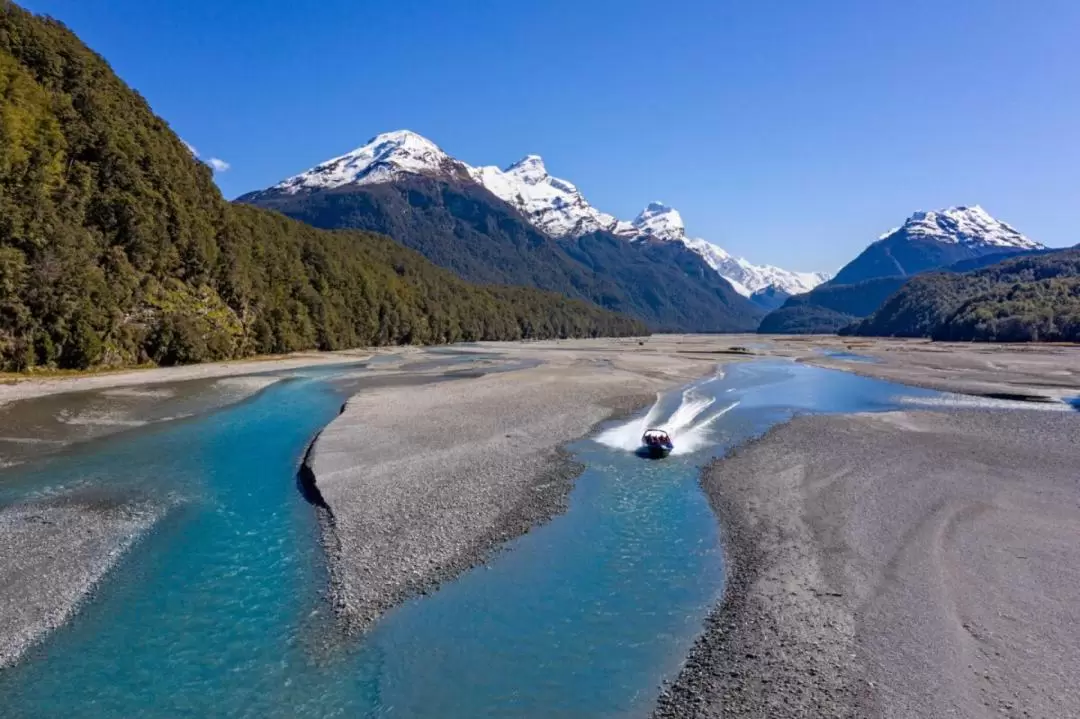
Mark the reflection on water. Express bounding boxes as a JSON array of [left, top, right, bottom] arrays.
[[1, 360, 942, 718]]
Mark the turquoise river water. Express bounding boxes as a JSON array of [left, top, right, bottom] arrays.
[[0, 360, 940, 717]]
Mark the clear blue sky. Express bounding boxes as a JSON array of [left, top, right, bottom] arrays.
[[21, 0, 1080, 271]]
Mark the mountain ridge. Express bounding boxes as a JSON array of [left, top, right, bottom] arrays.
[[245, 130, 829, 300]]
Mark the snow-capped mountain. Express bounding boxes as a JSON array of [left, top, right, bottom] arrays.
[[880, 205, 1042, 250], [468, 156, 636, 239], [269, 130, 466, 194], [259, 129, 829, 298], [468, 168, 828, 299], [830, 205, 1044, 286], [631, 201, 687, 242], [629, 202, 830, 299]]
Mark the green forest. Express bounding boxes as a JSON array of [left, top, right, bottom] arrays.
[[0, 3, 644, 371], [847, 249, 1080, 342]]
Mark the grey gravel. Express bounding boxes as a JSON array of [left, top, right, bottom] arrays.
[[305, 348, 717, 632], [654, 409, 1080, 719], [0, 498, 158, 668]]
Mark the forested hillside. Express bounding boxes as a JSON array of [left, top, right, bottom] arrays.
[[0, 3, 643, 370], [847, 249, 1080, 341], [240, 170, 764, 333]]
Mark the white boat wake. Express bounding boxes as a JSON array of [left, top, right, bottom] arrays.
[[595, 387, 739, 456]]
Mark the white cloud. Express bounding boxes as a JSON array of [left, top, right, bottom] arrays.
[[182, 138, 230, 172]]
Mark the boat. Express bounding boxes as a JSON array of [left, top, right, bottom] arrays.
[[641, 428, 674, 458]]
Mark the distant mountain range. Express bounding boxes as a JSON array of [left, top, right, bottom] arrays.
[[759, 206, 1047, 334], [240, 130, 829, 321], [242, 133, 1065, 338]]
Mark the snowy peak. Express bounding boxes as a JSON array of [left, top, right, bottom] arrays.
[[469, 156, 635, 239], [505, 155, 548, 183], [632, 202, 686, 242], [628, 202, 829, 298], [885, 205, 1043, 250], [272, 130, 464, 193]]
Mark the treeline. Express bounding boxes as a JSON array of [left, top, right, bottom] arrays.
[[846, 249, 1080, 342], [0, 4, 643, 371]]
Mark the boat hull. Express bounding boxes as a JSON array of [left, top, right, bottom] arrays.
[[642, 444, 673, 459]]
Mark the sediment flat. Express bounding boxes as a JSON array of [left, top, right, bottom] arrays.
[[655, 408, 1080, 718], [306, 343, 721, 631], [0, 499, 158, 668], [0, 349, 374, 405], [750, 334, 1080, 403]]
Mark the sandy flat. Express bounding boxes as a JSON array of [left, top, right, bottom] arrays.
[[656, 408, 1080, 718]]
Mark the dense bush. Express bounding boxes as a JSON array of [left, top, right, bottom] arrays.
[[0, 4, 644, 370]]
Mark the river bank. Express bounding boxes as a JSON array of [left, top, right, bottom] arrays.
[[305, 344, 722, 632], [655, 408, 1080, 718], [0, 349, 375, 405], [0, 498, 158, 669]]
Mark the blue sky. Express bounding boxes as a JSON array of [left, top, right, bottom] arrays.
[[22, 0, 1080, 270]]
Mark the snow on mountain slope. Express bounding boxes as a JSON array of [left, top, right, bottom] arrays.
[[630, 202, 829, 297], [270, 130, 465, 194], [261, 129, 829, 296], [883, 205, 1043, 250], [632, 202, 687, 242], [468, 156, 636, 238]]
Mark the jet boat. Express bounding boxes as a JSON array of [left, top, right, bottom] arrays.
[[641, 428, 674, 458]]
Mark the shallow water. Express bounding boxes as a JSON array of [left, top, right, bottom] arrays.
[[0, 360, 940, 717], [821, 349, 880, 364]]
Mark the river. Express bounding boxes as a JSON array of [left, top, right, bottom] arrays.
[[0, 359, 940, 717]]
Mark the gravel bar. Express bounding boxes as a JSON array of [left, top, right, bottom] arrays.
[[305, 349, 718, 632], [0, 499, 158, 668], [654, 409, 1080, 718]]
